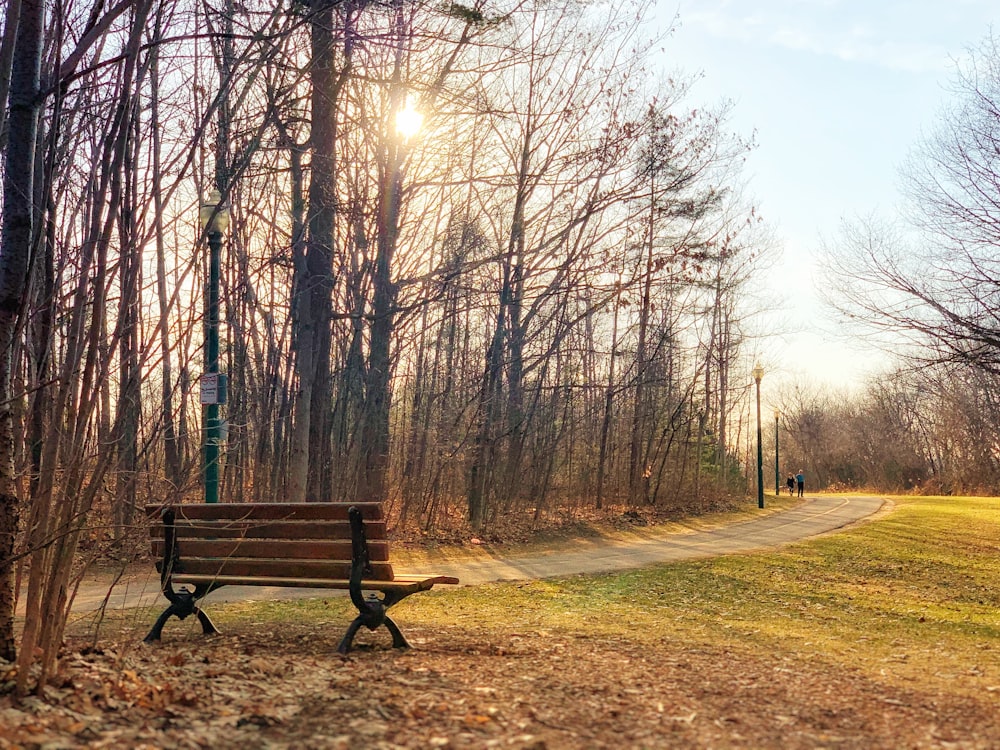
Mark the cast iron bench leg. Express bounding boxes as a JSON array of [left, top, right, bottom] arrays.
[[337, 617, 366, 654], [144, 605, 178, 644], [383, 615, 410, 649], [338, 593, 394, 654], [336, 606, 411, 653], [196, 607, 219, 636], [144, 590, 219, 643]]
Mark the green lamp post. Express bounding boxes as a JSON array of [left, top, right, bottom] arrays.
[[774, 408, 780, 496], [752, 363, 764, 509], [199, 190, 229, 504]]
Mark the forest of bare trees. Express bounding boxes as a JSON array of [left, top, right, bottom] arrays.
[[770, 363, 1000, 498], [0, 0, 771, 688]]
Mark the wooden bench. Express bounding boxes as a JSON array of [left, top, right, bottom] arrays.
[[144, 502, 459, 653]]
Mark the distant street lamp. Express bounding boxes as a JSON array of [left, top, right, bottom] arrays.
[[199, 190, 229, 504], [774, 408, 780, 496], [752, 363, 764, 509]]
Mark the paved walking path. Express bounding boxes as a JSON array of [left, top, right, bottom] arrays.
[[67, 494, 886, 614], [449, 494, 886, 584]]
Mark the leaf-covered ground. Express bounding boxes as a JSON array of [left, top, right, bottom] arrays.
[[3, 494, 999, 748], [0, 617, 997, 749]]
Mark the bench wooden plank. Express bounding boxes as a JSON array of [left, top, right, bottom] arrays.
[[151, 538, 390, 562], [162, 558, 395, 580], [169, 573, 460, 593], [145, 502, 385, 522], [149, 520, 388, 540]]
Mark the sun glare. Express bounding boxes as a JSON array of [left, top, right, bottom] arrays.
[[395, 100, 423, 139]]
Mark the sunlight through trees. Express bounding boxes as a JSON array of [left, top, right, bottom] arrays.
[[0, 0, 772, 687]]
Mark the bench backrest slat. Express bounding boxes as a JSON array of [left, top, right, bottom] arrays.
[[148, 519, 387, 541], [172, 558, 394, 581], [145, 502, 385, 523], [150, 538, 389, 562]]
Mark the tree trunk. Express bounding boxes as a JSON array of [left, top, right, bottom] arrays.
[[149, 22, 183, 491], [360, 148, 400, 501], [629, 186, 655, 504], [0, 0, 43, 664], [359, 5, 406, 504], [596, 282, 621, 509], [291, 0, 345, 503], [115, 100, 141, 537]]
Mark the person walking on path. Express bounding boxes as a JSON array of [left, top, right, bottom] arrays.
[[796, 470, 805, 497], [786, 475, 795, 496]]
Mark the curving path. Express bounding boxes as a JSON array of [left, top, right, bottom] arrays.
[[64, 494, 886, 614], [450, 494, 885, 585]]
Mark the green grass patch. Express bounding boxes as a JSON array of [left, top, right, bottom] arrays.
[[396, 494, 1000, 693]]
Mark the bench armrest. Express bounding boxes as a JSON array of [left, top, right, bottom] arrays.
[[348, 505, 374, 613]]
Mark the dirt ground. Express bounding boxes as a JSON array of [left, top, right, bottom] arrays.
[[1, 619, 997, 749]]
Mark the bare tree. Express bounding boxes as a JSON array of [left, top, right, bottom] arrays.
[[825, 33, 1000, 375], [0, 0, 43, 665]]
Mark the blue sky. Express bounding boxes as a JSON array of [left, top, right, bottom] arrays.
[[656, 1, 999, 393]]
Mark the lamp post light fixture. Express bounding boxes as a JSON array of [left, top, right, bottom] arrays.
[[774, 408, 780, 497], [752, 363, 764, 509], [199, 189, 229, 504]]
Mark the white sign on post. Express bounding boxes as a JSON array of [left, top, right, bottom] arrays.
[[200, 373, 220, 405]]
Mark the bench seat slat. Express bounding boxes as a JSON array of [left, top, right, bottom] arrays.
[[145, 502, 384, 522], [149, 520, 387, 541], [164, 558, 395, 580], [170, 573, 460, 593], [151, 538, 390, 562]]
